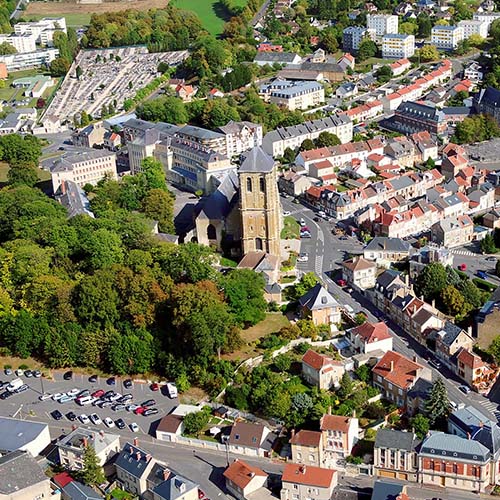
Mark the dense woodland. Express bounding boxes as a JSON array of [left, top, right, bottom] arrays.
[[0, 138, 271, 396]]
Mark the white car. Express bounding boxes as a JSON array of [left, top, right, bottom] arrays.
[[39, 393, 52, 401], [79, 414, 90, 424], [283, 210, 291, 216], [126, 404, 140, 412], [15, 369, 24, 377], [103, 417, 115, 428], [109, 393, 122, 402], [52, 393, 65, 401], [89, 413, 102, 425], [130, 422, 139, 433], [297, 253, 309, 262], [66, 388, 79, 397]]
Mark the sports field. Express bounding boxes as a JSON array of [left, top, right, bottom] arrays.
[[172, 0, 247, 35]]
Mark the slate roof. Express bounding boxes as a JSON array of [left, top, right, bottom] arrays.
[[198, 170, 239, 220], [365, 237, 411, 254], [472, 422, 500, 458], [239, 146, 275, 173], [152, 470, 199, 500], [376, 269, 403, 290], [298, 283, 339, 311], [62, 481, 104, 500], [375, 429, 419, 451], [475, 86, 500, 110], [178, 124, 224, 141], [115, 442, 155, 479], [254, 52, 300, 63], [57, 180, 94, 218], [450, 405, 490, 435], [0, 417, 48, 453], [371, 481, 407, 500], [51, 149, 115, 173], [436, 321, 468, 347], [420, 432, 490, 462], [0, 451, 48, 495]]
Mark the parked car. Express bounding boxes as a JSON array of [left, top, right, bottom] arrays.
[[337, 279, 347, 287], [141, 399, 156, 408], [123, 379, 133, 389], [297, 253, 309, 262], [66, 411, 77, 421], [299, 219, 306, 227], [90, 413, 102, 425], [477, 270, 488, 279], [59, 394, 77, 404], [4, 368, 12, 375], [143, 408, 159, 417], [0, 391, 11, 400], [134, 406, 146, 415], [107, 377, 116, 385], [103, 390, 115, 399], [150, 383, 160, 391], [115, 418, 126, 429], [15, 384, 29, 394], [486, 256, 497, 262], [104, 417, 115, 428], [15, 369, 24, 377], [33, 370, 41, 378], [39, 393, 52, 401], [88, 375, 98, 383], [66, 388, 80, 397], [92, 389, 105, 398], [52, 410, 63, 421], [300, 231, 312, 238], [112, 404, 126, 412], [130, 422, 139, 432], [63, 371, 73, 380], [77, 389, 90, 399], [458, 263, 467, 271], [118, 394, 133, 403], [52, 393, 65, 401], [126, 404, 140, 412], [459, 385, 471, 394], [79, 414, 90, 424], [24, 370, 33, 378], [282, 210, 291, 216], [429, 360, 442, 370]]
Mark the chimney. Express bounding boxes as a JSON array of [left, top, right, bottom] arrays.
[[136, 452, 141, 461], [129, 446, 134, 454], [82, 437, 88, 448], [328, 405, 332, 415], [480, 421, 484, 428], [146, 454, 151, 462], [299, 465, 306, 474], [249, 472, 255, 478], [431, 299, 435, 309], [163, 469, 171, 481], [467, 432, 471, 440], [468, 326, 472, 335], [390, 360, 394, 371], [291, 429, 295, 438], [412, 355, 417, 363], [352, 410, 356, 419], [405, 274, 409, 286], [133, 438, 139, 447]]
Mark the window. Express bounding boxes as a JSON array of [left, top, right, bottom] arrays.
[[293, 485, 298, 490], [255, 238, 263, 251], [260, 177, 265, 192], [247, 177, 252, 192], [207, 224, 216, 240]]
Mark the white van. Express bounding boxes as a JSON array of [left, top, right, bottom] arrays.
[[76, 395, 93, 406], [7, 378, 23, 392], [166, 382, 178, 398]]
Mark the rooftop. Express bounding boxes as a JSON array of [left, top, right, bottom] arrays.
[[223, 459, 267, 490], [282, 463, 336, 488], [0, 417, 48, 453], [373, 351, 423, 390], [0, 451, 48, 495]]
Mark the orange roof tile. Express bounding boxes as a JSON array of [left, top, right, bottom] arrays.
[[224, 459, 267, 489], [373, 351, 423, 390], [290, 430, 322, 447], [282, 464, 336, 488], [302, 350, 333, 371], [320, 414, 352, 432], [351, 321, 391, 344]]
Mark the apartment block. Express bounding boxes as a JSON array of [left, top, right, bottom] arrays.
[[51, 149, 118, 193], [14, 17, 67, 46], [382, 34, 415, 59], [342, 27, 376, 52], [473, 11, 500, 31], [0, 48, 59, 71], [259, 80, 324, 111], [431, 25, 464, 49], [0, 34, 36, 53], [458, 19, 489, 39], [367, 14, 399, 37]]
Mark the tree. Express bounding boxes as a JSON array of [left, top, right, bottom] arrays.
[[357, 38, 377, 62], [425, 377, 449, 426], [80, 111, 90, 126], [355, 364, 370, 383], [291, 272, 319, 299], [142, 188, 175, 233], [137, 96, 188, 124], [183, 407, 211, 435], [321, 28, 339, 53], [0, 42, 16, 55], [441, 285, 467, 317], [419, 45, 440, 62], [50, 57, 71, 76], [375, 65, 393, 84], [415, 262, 447, 301], [399, 22, 417, 35], [274, 354, 292, 372], [81, 445, 105, 486], [480, 233, 497, 254], [338, 372, 353, 399], [315, 132, 341, 148], [468, 34, 484, 48], [496, 260, 500, 278], [7, 164, 38, 187], [300, 139, 315, 151], [411, 414, 430, 439], [220, 269, 267, 326], [417, 14, 432, 37], [489, 336, 500, 364]]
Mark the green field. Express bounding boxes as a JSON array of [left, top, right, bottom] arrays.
[[0, 162, 51, 184], [172, 0, 247, 35], [26, 13, 91, 27]]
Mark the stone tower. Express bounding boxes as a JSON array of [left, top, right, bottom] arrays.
[[239, 146, 282, 257]]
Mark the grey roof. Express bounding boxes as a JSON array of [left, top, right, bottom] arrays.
[[269, 115, 351, 142], [397, 101, 445, 123], [443, 106, 472, 116], [57, 180, 94, 218], [365, 237, 411, 254], [51, 149, 115, 173], [115, 442, 155, 479], [389, 175, 414, 191], [239, 146, 275, 173], [420, 431, 490, 462], [407, 376, 432, 400], [375, 429, 419, 451], [152, 471, 199, 500], [254, 52, 300, 63], [376, 269, 402, 289], [62, 481, 104, 500], [299, 61, 344, 73], [0, 451, 48, 495], [217, 120, 260, 135], [0, 417, 48, 453], [437, 321, 467, 347], [265, 80, 322, 98], [475, 86, 500, 110], [473, 422, 500, 458], [170, 138, 229, 163], [198, 169, 239, 220], [371, 481, 405, 500], [298, 283, 339, 310], [178, 124, 224, 141], [57, 427, 119, 456]]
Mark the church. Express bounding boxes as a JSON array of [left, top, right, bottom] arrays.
[[193, 146, 283, 283]]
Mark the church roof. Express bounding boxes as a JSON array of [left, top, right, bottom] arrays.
[[239, 146, 275, 173], [198, 170, 239, 220]]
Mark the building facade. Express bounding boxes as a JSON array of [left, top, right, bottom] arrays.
[[431, 25, 464, 49], [382, 34, 415, 59], [367, 14, 399, 36]]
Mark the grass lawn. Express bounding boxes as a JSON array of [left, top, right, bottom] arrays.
[[172, 0, 247, 35], [281, 215, 300, 239], [0, 162, 51, 184], [110, 489, 134, 500], [26, 13, 91, 27]]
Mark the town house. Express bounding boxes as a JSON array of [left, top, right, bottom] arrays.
[[320, 414, 359, 467], [302, 350, 345, 390]]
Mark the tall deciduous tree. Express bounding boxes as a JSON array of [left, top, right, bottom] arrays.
[[415, 262, 447, 301]]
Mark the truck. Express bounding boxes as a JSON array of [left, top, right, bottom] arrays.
[[6, 378, 23, 392], [166, 382, 178, 399]]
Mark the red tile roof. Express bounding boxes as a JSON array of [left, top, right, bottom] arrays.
[[457, 348, 486, 369], [320, 414, 352, 433], [290, 430, 322, 447], [302, 349, 333, 371], [224, 459, 267, 489], [53, 472, 74, 488], [282, 464, 337, 488], [351, 321, 391, 344], [373, 351, 423, 390]]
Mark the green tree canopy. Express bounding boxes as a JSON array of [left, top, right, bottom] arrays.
[[425, 377, 449, 426]]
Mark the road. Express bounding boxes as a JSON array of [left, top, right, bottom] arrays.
[[281, 194, 499, 422]]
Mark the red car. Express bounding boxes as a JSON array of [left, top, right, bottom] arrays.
[[337, 279, 346, 286], [300, 226, 310, 233], [458, 263, 467, 271], [150, 383, 160, 391], [134, 406, 146, 415], [92, 389, 104, 398]]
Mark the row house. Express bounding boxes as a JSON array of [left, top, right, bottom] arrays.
[[319, 414, 359, 467], [341, 100, 384, 122], [456, 348, 499, 396], [434, 321, 474, 368], [430, 214, 474, 248], [468, 183, 495, 213]]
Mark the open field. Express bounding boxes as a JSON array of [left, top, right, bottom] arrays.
[[25, 12, 92, 27], [0, 162, 51, 183], [172, 0, 247, 35], [25, 0, 168, 22]]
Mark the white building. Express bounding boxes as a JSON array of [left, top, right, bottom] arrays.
[[14, 17, 67, 46], [464, 61, 483, 82], [343, 27, 376, 52], [0, 33, 36, 53], [0, 417, 51, 457], [262, 115, 353, 157], [457, 19, 489, 39], [472, 12, 500, 31], [382, 34, 415, 59], [51, 149, 118, 193], [367, 14, 399, 37], [217, 120, 263, 158], [431, 25, 464, 50], [0, 48, 58, 71], [259, 80, 325, 111]]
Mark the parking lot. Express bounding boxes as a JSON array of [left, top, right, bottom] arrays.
[[0, 370, 179, 436]]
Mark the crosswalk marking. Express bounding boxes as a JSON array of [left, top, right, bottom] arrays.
[[449, 249, 478, 257]]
